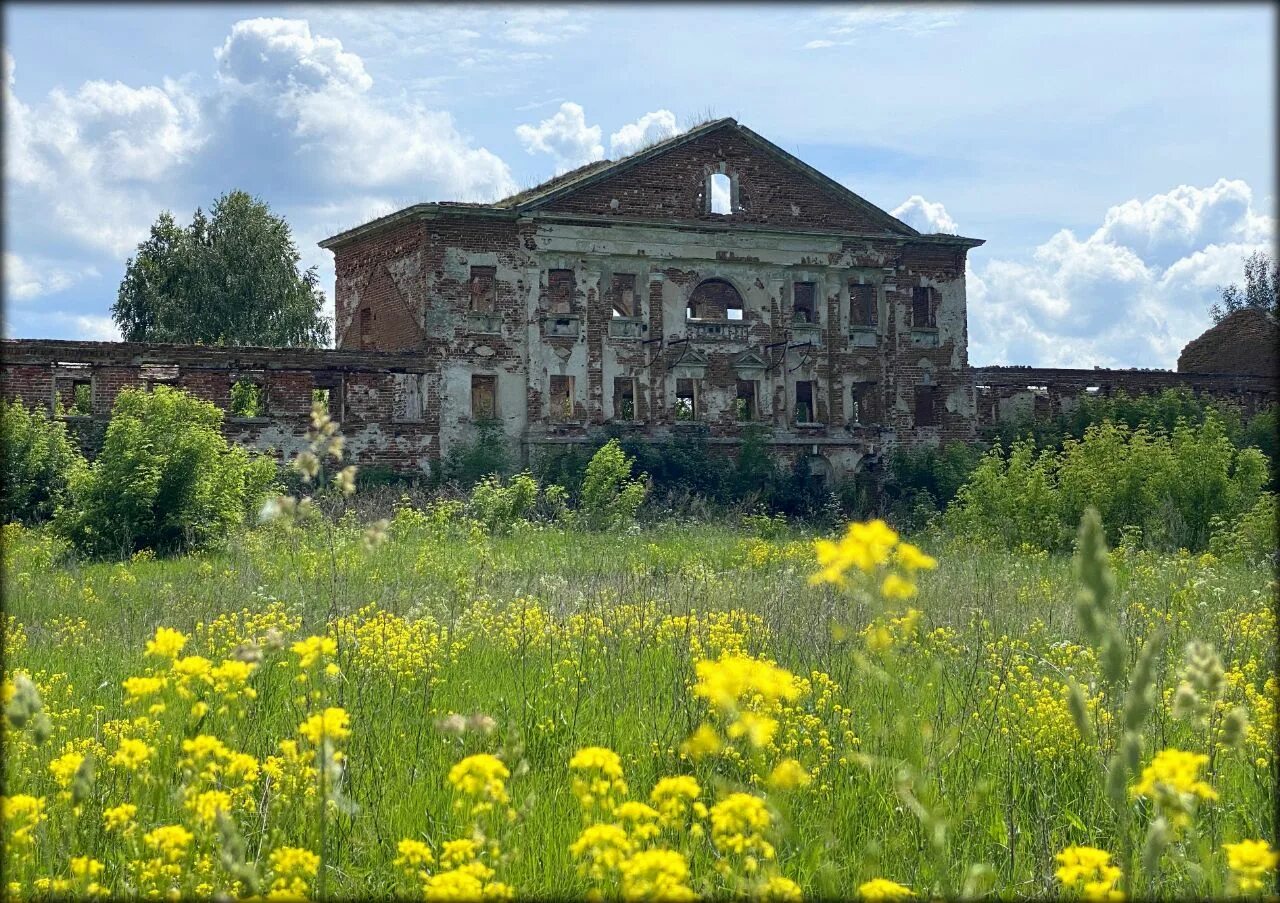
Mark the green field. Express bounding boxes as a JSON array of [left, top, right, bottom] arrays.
[[3, 510, 1275, 900]]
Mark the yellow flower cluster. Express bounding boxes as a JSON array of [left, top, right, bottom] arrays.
[[1130, 748, 1218, 830], [1222, 839, 1279, 893], [1054, 845, 1123, 901], [811, 520, 936, 591], [569, 746, 630, 820], [857, 878, 914, 900], [447, 753, 512, 820]]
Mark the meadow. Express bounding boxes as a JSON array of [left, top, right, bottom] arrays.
[[3, 499, 1275, 899]]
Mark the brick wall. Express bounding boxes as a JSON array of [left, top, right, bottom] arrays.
[[1177, 308, 1279, 379], [1, 340, 438, 473]]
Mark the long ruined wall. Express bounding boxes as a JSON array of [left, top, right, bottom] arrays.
[[972, 365, 1276, 426], [1, 339, 439, 472]]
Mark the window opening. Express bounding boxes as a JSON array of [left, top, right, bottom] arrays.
[[912, 287, 937, 328], [915, 385, 939, 426], [850, 284, 877, 327], [675, 378, 698, 421], [471, 374, 497, 420], [470, 266, 496, 313], [794, 380, 814, 424], [550, 375, 575, 422], [549, 269, 574, 314], [686, 279, 744, 321], [852, 382, 878, 424], [793, 282, 817, 324], [230, 378, 265, 417], [613, 377, 636, 421], [735, 380, 758, 421], [611, 274, 637, 318], [708, 172, 732, 215]]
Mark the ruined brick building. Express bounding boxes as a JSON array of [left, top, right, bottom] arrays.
[[2, 119, 1273, 478], [318, 118, 985, 478]]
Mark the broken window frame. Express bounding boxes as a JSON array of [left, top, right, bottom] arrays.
[[470, 374, 498, 422], [548, 269, 575, 315], [674, 378, 698, 421], [611, 273, 638, 318], [915, 384, 940, 427], [792, 282, 818, 325], [851, 381, 878, 425], [613, 376, 637, 421], [912, 287, 938, 329], [312, 373, 345, 422], [794, 380, 816, 425], [549, 375, 575, 422], [735, 379, 759, 422], [52, 363, 93, 417], [229, 377, 266, 418], [469, 266, 497, 314], [849, 283, 878, 329]]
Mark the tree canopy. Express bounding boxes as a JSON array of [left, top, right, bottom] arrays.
[[1211, 250, 1277, 323], [112, 190, 331, 347]]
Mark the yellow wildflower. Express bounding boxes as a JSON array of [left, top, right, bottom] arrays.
[[858, 878, 913, 900], [767, 758, 812, 791], [811, 520, 899, 586], [145, 627, 187, 659], [299, 707, 351, 745], [3, 794, 47, 847], [618, 848, 696, 901], [111, 738, 153, 772], [103, 802, 137, 833], [1054, 845, 1123, 901], [1223, 839, 1279, 893]]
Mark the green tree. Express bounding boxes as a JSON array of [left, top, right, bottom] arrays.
[[113, 191, 331, 347], [1210, 250, 1277, 322]]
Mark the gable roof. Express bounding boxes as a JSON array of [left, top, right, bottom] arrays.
[[495, 118, 918, 236], [320, 118, 984, 248]]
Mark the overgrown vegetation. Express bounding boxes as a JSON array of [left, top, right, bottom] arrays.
[[948, 413, 1271, 552], [52, 386, 276, 558], [1, 399, 85, 525]]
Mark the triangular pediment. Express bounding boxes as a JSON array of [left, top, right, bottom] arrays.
[[505, 119, 919, 237], [732, 349, 769, 372], [667, 344, 710, 371]]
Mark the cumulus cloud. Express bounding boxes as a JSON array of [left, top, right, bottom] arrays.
[[969, 179, 1275, 368], [515, 101, 604, 174], [4, 252, 99, 302], [891, 195, 958, 234], [609, 110, 681, 158], [215, 17, 373, 93]]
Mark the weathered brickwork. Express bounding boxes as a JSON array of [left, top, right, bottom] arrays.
[[1176, 308, 1278, 379], [972, 366, 1277, 426], [0, 340, 437, 471], [6, 120, 1269, 482], [317, 119, 987, 479]]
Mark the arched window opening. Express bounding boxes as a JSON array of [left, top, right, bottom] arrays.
[[686, 279, 745, 322], [708, 172, 733, 215]]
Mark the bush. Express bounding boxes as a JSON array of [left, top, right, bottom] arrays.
[[1209, 492, 1278, 563], [467, 472, 541, 535], [55, 386, 277, 557], [1, 399, 86, 525], [579, 439, 648, 531], [948, 412, 1269, 551]]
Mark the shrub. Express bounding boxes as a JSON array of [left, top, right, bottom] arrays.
[[468, 472, 540, 535], [1, 399, 86, 525], [1209, 492, 1278, 562], [579, 439, 648, 531], [55, 386, 276, 557], [948, 413, 1269, 551]]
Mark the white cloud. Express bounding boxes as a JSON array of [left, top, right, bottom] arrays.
[[891, 195, 959, 234], [71, 315, 122, 342], [215, 17, 372, 93], [609, 110, 681, 158], [498, 8, 586, 46], [515, 101, 604, 174], [969, 180, 1275, 368], [4, 252, 99, 301], [805, 5, 964, 48]]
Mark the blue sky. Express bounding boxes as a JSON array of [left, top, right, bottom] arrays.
[[4, 3, 1274, 367]]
